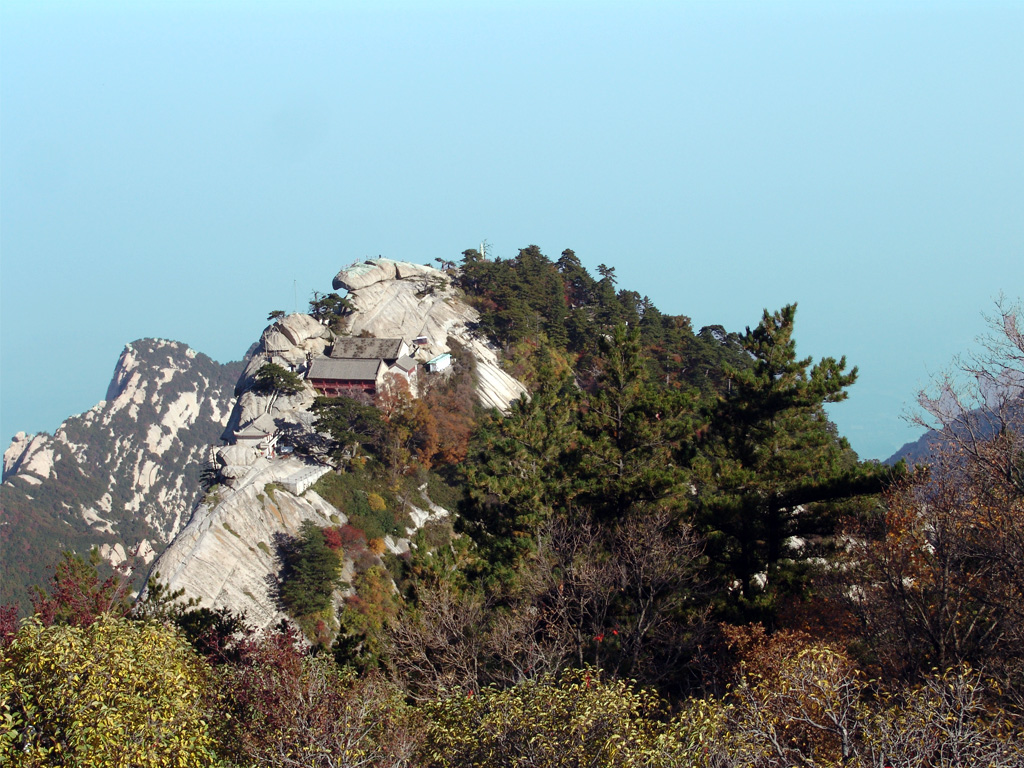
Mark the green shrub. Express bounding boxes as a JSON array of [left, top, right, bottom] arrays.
[[382, 551, 408, 583], [278, 521, 342, 620], [426, 471, 462, 511], [313, 471, 409, 541], [415, 518, 455, 552]]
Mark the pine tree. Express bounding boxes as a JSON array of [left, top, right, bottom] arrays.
[[577, 325, 696, 520], [693, 304, 889, 618], [556, 249, 596, 309], [278, 521, 342, 618], [460, 350, 582, 573]]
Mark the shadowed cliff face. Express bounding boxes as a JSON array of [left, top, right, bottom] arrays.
[[1, 339, 244, 610]]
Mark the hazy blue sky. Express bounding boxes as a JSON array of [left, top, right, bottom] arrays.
[[2, 1, 1022, 460]]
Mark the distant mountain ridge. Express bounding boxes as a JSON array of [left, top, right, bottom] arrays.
[[884, 394, 1024, 467], [1, 339, 244, 609], [884, 431, 941, 466]]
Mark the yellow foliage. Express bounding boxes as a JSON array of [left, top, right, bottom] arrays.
[[1, 615, 219, 767], [421, 667, 728, 768]]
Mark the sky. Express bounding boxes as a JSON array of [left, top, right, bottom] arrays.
[[2, 0, 1022, 461]]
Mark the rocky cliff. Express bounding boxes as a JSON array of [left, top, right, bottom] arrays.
[[146, 259, 527, 627], [1, 340, 244, 608], [4, 259, 528, 621]]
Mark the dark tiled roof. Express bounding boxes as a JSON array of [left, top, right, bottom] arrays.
[[308, 357, 382, 382], [393, 355, 417, 373], [329, 337, 406, 360]]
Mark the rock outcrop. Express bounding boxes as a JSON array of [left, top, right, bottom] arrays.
[[334, 258, 528, 411], [147, 259, 526, 625], [149, 456, 344, 629], [210, 314, 328, 483]]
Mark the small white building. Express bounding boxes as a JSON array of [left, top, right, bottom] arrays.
[[425, 353, 453, 373]]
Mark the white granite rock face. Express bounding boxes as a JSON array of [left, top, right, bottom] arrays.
[[278, 313, 331, 347], [3, 432, 56, 480], [217, 444, 256, 468], [147, 266, 525, 624], [150, 456, 345, 629], [333, 258, 399, 291], [248, 314, 331, 377], [149, 455, 452, 626], [216, 313, 326, 482]]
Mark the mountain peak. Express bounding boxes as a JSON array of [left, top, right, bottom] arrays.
[[1, 339, 244, 609]]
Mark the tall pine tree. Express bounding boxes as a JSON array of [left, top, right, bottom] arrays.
[[460, 349, 582, 575], [692, 304, 890, 619]]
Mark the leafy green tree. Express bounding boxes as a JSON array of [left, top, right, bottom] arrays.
[[252, 362, 305, 395], [692, 304, 890, 617], [267, 309, 286, 321], [420, 667, 668, 768], [1, 615, 218, 767]]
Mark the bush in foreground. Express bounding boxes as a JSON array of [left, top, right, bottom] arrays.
[[1, 615, 218, 767]]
